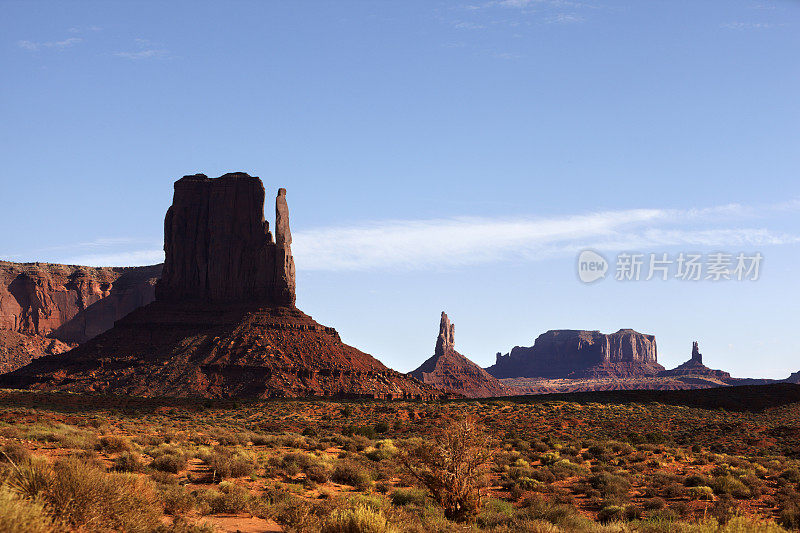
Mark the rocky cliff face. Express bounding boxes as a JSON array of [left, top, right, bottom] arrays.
[[486, 329, 664, 379], [0, 330, 73, 375], [156, 173, 294, 305], [410, 312, 508, 398], [0, 261, 160, 344], [2, 173, 442, 399], [659, 341, 731, 379]]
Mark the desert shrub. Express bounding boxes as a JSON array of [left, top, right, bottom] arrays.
[[113, 451, 145, 472], [321, 504, 394, 533], [518, 494, 594, 531], [400, 418, 494, 522], [643, 497, 667, 511], [779, 500, 800, 529], [199, 482, 252, 514], [684, 474, 710, 487], [99, 435, 132, 453], [47, 457, 161, 531], [712, 475, 751, 499], [390, 487, 427, 507], [476, 498, 515, 528], [0, 443, 30, 465], [780, 467, 800, 484], [306, 463, 332, 483], [7, 457, 51, 499], [589, 472, 631, 500], [365, 440, 398, 461], [201, 448, 255, 480], [151, 453, 187, 473], [333, 462, 373, 491], [711, 494, 739, 525], [687, 486, 714, 501], [0, 486, 53, 533], [162, 484, 196, 515], [597, 504, 625, 524]]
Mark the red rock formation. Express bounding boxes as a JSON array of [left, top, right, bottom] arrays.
[[0, 330, 73, 374], [486, 329, 665, 379], [659, 341, 731, 379], [0, 261, 160, 343], [156, 173, 294, 305], [410, 312, 508, 398], [1, 173, 443, 399]]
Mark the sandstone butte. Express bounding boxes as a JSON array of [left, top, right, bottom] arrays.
[[486, 328, 666, 379], [410, 312, 509, 398], [0, 173, 443, 399]]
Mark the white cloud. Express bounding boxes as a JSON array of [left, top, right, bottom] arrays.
[[17, 37, 82, 51], [291, 203, 800, 272], [722, 22, 773, 30], [546, 13, 584, 24], [114, 38, 171, 60], [61, 249, 164, 267], [10, 200, 799, 270], [114, 49, 169, 60]]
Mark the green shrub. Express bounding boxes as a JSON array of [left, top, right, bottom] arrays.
[[687, 485, 714, 501], [713, 475, 751, 499], [477, 498, 515, 527], [321, 504, 394, 533], [597, 504, 625, 524], [332, 462, 373, 491], [390, 487, 427, 507]]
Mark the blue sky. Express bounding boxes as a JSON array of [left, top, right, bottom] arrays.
[[2, 1, 799, 377]]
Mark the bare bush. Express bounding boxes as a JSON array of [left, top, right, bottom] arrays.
[[400, 417, 494, 522]]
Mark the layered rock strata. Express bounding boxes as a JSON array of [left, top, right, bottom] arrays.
[[0, 261, 160, 344], [487, 329, 665, 379]]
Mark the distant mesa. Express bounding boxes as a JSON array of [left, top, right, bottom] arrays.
[[1, 173, 442, 399], [659, 341, 731, 379], [0, 261, 160, 373], [410, 312, 508, 398], [486, 329, 665, 379]]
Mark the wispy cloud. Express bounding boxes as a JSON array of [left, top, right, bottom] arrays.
[[61, 249, 164, 267], [114, 38, 171, 60], [17, 37, 82, 51], [546, 13, 584, 24], [291, 202, 800, 272], [8, 200, 798, 270], [721, 22, 773, 30], [67, 26, 102, 34]]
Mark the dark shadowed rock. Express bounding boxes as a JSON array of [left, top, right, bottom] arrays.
[[2, 173, 442, 399], [410, 312, 508, 398], [486, 329, 665, 379], [156, 173, 295, 305]]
